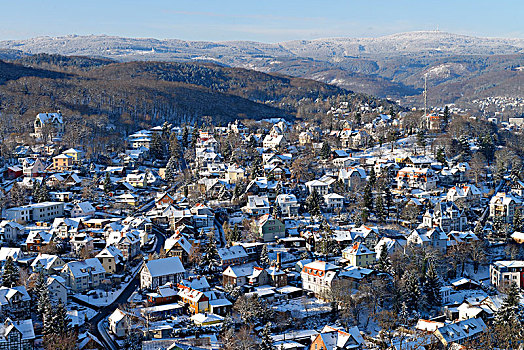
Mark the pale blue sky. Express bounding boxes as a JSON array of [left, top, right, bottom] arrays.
[[1, 0, 522, 42]]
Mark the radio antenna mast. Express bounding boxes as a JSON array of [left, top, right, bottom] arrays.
[[424, 74, 427, 117]]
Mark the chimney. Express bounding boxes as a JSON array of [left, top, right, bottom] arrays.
[[276, 252, 281, 268]]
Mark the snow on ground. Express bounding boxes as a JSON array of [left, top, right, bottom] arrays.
[[67, 302, 97, 327], [463, 262, 490, 283], [273, 297, 331, 318], [74, 262, 142, 307]]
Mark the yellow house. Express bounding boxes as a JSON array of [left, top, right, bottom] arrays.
[[226, 164, 245, 183], [63, 148, 84, 162], [52, 154, 73, 171], [342, 242, 376, 268]]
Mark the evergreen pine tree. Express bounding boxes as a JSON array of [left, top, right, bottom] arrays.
[[416, 130, 427, 153], [422, 264, 442, 309], [32, 180, 41, 202], [1, 257, 19, 288], [202, 231, 220, 274], [9, 182, 26, 207], [103, 172, 112, 193], [306, 190, 321, 218], [42, 304, 54, 336], [182, 126, 189, 148], [191, 124, 199, 148], [399, 302, 410, 325], [53, 301, 71, 335], [259, 322, 276, 350], [260, 244, 270, 267], [383, 185, 392, 218], [375, 192, 385, 223], [150, 133, 165, 160], [377, 245, 391, 273], [436, 148, 447, 167], [363, 183, 373, 212], [368, 167, 376, 188], [402, 270, 421, 312], [251, 155, 263, 178], [494, 282, 524, 337], [320, 142, 331, 160], [442, 106, 450, 127], [514, 208, 523, 232], [37, 276, 51, 320], [164, 156, 178, 184], [39, 179, 50, 203], [316, 223, 338, 259], [169, 132, 182, 159]]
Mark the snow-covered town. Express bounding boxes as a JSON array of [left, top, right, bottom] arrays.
[[0, 102, 523, 350]]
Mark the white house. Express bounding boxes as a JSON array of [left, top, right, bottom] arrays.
[[60, 258, 106, 292], [275, 194, 299, 217], [71, 202, 96, 218], [47, 276, 67, 304], [323, 193, 344, 212], [407, 227, 448, 253], [305, 180, 329, 196], [140, 257, 186, 289], [490, 260, 524, 290], [300, 260, 340, 297], [263, 135, 286, 149], [245, 195, 270, 216]]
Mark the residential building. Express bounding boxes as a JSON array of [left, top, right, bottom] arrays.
[[275, 194, 299, 217], [342, 243, 376, 268], [52, 154, 73, 171], [5, 202, 64, 222], [96, 246, 124, 274], [108, 309, 131, 338], [0, 287, 31, 320], [60, 258, 106, 292], [140, 257, 186, 289], [446, 184, 482, 207], [433, 318, 487, 348], [47, 276, 67, 305], [490, 260, 524, 290], [218, 246, 249, 268], [323, 193, 344, 212], [30, 254, 65, 275], [407, 226, 448, 253], [34, 111, 65, 139], [338, 167, 366, 190], [177, 286, 209, 314], [422, 201, 467, 233], [396, 167, 438, 191], [300, 260, 340, 297], [305, 180, 329, 196], [256, 214, 285, 242], [245, 195, 270, 216], [71, 202, 96, 218], [489, 192, 521, 224], [310, 325, 364, 350], [0, 318, 35, 350], [0, 221, 24, 244]]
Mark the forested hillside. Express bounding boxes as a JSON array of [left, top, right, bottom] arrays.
[[0, 54, 361, 137]]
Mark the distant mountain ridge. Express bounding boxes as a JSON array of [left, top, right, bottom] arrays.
[[0, 31, 523, 106]]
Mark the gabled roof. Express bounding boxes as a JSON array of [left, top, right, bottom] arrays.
[[218, 245, 248, 261], [144, 257, 185, 277]]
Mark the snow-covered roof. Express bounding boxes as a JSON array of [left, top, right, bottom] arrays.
[[145, 257, 186, 277]]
